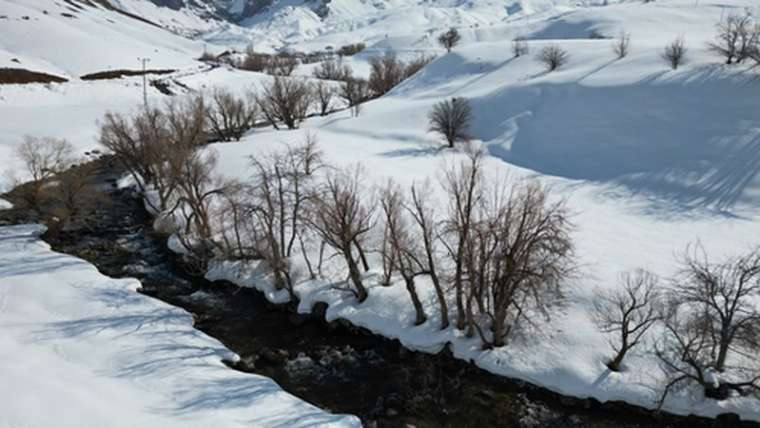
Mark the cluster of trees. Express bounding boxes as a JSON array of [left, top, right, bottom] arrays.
[[592, 245, 760, 405], [97, 101, 576, 349]]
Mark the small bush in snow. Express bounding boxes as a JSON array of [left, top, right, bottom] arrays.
[[368, 52, 406, 97], [314, 81, 336, 116], [708, 12, 760, 65], [239, 44, 271, 72], [537, 44, 569, 71], [428, 97, 472, 148], [340, 77, 371, 117], [612, 31, 631, 59], [662, 36, 687, 70], [205, 87, 258, 142], [13, 136, 75, 213], [512, 37, 529, 57], [266, 54, 299, 77], [312, 59, 352, 81], [656, 244, 760, 405], [257, 77, 313, 130], [438, 27, 462, 53], [337, 43, 366, 57], [593, 269, 661, 372], [403, 54, 436, 79]]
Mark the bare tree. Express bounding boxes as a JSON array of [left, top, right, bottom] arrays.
[[593, 269, 661, 372], [314, 81, 336, 116], [473, 179, 574, 348], [310, 167, 374, 302], [266, 54, 299, 76], [613, 32, 631, 59], [380, 181, 428, 325], [368, 52, 406, 97], [663, 36, 687, 70], [408, 181, 449, 329], [340, 77, 371, 117], [438, 27, 462, 53], [167, 149, 228, 274], [50, 160, 105, 230], [512, 37, 529, 58], [442, 149, 484, 330], [708, 12, 760, 65], [258, 77, 313, 130], [99, 96, 205, 212], [13, 136, 75, 212], [205, 87, 258, 141], [657, 245, 760, 404], [428, 97, 472, 148], [538, 44, 569, 71], [246, 136, 323, 297]]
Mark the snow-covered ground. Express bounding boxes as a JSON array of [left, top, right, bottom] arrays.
[[0, 224, 358, 428], [3, 0, 760, 424]]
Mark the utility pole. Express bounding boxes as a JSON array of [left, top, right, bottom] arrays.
[[138, 57, 150, 108]]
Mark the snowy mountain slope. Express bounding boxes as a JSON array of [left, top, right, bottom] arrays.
[[182, 0, 760, 421], [0, 224, 359, 428], [0, 0, 204, 78]]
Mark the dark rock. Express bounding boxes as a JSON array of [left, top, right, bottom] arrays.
[[311, 301, 328, 320]]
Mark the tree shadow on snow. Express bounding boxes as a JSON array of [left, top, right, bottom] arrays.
[[475, 66, 760, 213]]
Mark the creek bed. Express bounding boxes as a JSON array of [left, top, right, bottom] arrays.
[[1, 160, 754, 428]]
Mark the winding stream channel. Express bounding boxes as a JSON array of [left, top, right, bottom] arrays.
[[1, 159, 755, 428]]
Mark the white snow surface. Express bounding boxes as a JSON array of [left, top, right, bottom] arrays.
[[0, 224, 359, 428], [2, 0, 760, 423]]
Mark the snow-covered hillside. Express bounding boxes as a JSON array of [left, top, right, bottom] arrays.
[[3, 0, 760, 424], [0, 0, 204, 78]]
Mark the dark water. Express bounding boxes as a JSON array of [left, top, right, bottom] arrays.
[[3, 161, 754, 428]]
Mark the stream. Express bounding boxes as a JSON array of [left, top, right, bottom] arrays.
[[1, 159, 755, 428]]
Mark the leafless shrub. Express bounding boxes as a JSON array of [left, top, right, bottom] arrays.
[[403, 54, 436, 79], [337, 43, 366, 57], [428, 97, 472, 148], [310, 166, 374, 302], [512, 37, 529, 58], [246, 135, 323, 297], [538, 44, 569, 71], [438, 27, 462, 53], [369, 52, 406, 97], [613, 32, 631, 59], [313, 59, 352, 81], [593, 269, 661, 371], [663, 36, 687, 70], [657, 245, 760, 404], [266, 54, 299, 76], [340, 77, 371, 117], [379, 181, 428, 325], [205, 87, 258, 141], [589, 29, 607, 39], [167, 149, 228, 274], [257, 77, 313, 130], [315, 81, 336, 116], [13, 136, 75, 212], [708, 12, 760, 64], [50, 160, 106, 230]]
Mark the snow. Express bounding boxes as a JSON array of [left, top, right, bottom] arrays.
[[0, 198, 11, 210], [3, 0, 760, 423], [0, 224, 359, 428]]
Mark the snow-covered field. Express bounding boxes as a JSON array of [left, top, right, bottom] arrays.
[[3, 0, 760, 424], [0, 225, 358, 427]]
